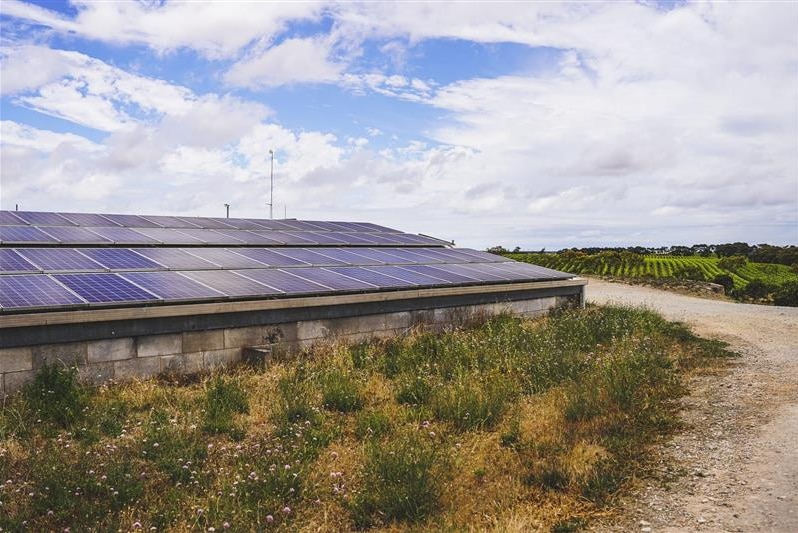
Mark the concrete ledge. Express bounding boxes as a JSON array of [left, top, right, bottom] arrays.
[[0, 347, 32, 373]]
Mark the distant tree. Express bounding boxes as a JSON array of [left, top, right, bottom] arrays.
[[716, 242, 753, 257], [486, 246, 508, 255], [718, 255, 748, 272], [512, 246, 521, 253]]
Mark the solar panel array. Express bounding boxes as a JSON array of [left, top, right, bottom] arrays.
[[0, 210, 575, 312], [0, 210, 442, 247]]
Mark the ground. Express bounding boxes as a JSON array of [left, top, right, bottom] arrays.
[[586, 279, 798, 533]]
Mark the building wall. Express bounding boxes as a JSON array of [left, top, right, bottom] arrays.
[[0, 295, 572, 396]]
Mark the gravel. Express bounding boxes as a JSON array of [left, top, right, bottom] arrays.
[[586, 279, 798, 533]]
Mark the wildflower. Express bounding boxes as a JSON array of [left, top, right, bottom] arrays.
[[429, 431, 436, 438], [223, 523, 230, 530], [422, 420, 430, 428], [132, 522, 142, 529], [330, 451, 338, 459], [266, 515, 274, 523], [282, 506, 291, 515], [208, 528, 215, 532], [284, 464, 291, 470]]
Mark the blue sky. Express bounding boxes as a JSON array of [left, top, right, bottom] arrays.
[[1, 1, 796, 249]]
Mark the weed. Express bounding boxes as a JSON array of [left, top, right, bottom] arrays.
[[202, 376, 249, 436], [355, 409, 393, 439], [321, 369, 364, 412], [431, 372, 515, 431], [395, 373, 434, 406], [23, 363, 88, 429]]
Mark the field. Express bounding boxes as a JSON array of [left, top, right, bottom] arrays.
[[0, 306, 733, 532], [507, 253, 798, 290]]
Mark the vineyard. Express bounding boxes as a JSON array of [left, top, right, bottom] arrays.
[[507, 253, 798, 290]]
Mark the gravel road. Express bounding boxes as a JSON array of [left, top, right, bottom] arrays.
[[586, 279, 798, 533]]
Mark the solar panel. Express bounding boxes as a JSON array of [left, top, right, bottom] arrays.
[[397, 264, 478, 283], [270, 220, 328, 231], [438, 263, 508, 282], [274, 248, 349, 266], [211, 229, 285, 245], [17, 249, 106, 272], [100, 213, 163, 228], [131, 248, 220, 270], [425, 248, 491, 263], [0, 249, 39, 273], [302, 221, 351, 232], [12, 211, 76, 226], [232, 248, 309, 267], [378, 248, 445, 264], [138, 215, 202, 229], [233, 269, 333, 294], [88, 227, 160, 244], [287, 268, 377, 291], [79, 248, 162, 270], [444, 248, 505, 263], [0, 275, 86, 309], [133, 227, 206, 244], [39, 226, 112, 244], [119, 271, 225, 300], [184, 248, 268, 268], [490, 261, 571, 280], [303, 232, 351, 245], [181, 270, 280, 297], [363, 265, 449, 286], [54, 273, 159, 304], [347, 222, 402, 233], [179, 217, 237, 229], [245, 219, 298, 231], [354, 233, 406, 245], [327, 267, 416, 288], [327, 233, 383, 245], [58, 212, 119, 226], [462, 263, 523, 280], [173, 229, 247, 245], [271, 232, 319, 245], [0, 226, 60, 244], [210, 218, 269, 230], [0, 211, 26, 225], [344, 248, 414, 264], [311, 248, 382, 265]]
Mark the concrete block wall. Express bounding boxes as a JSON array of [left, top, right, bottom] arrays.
[[0, 295, 571, 395]]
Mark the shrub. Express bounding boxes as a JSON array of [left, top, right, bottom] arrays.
[[321, 369, 364, 412], [743, 279, 775, 299], [202, 376, 249, 436], [774, 280, 798, 307], [351, 431, 447, 527], [23, 364, 88, 429], [711, 274, 734, 294], [718, 255, 748, 272], [673, 264, 706, 281]]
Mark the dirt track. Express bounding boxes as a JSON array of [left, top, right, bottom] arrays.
[[586, 279, 798, 533]]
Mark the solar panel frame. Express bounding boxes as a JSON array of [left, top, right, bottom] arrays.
[[53, 273, 160, 304], [12, 211, 76, 226], [0, 249, 40, 274], [180, 270, 281, 297], [119, 271, 226, 301], [39, 226, 113, 245], [0, 275, 86, 310], [233, 269, 334, 294], [0, 226, 60, 244], [79, 248, 162, 271], [87, 226, 160, 245], [16, 249, 107, 272], [0, 211, 26, 226]]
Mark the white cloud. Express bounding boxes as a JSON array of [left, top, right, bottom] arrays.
[[224, 37, 343, 89]]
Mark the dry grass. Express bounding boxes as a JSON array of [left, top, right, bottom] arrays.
[[0, 305, 734, 532]]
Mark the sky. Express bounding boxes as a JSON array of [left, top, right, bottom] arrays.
[[0, 1, 796, 250]]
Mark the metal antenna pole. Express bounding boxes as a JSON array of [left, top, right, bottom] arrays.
[[269, 149, 274, 219], [224, 203, 230, 218]]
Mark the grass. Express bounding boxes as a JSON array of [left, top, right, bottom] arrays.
[[0, 305, 735, 531]]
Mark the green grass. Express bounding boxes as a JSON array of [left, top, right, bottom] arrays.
[[0, 306, 735, 532], [508, 253, 798, 291]]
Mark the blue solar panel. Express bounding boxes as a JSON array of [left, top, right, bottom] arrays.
[[174, 229, 247, 245], [271, 232, 319, 245], [401, 248, 459, 263], [270, 220, 327, 231], [39, 226, 112, 244], [398, 265, 477, 283], [54, 273, 159, 304], [0, 211, 26, 225], [425, 248, 490, 263], [363, 266, 447, 286], [344, 248, 414, 264], [303, 232, 352, 245], [79, 249, 161, 270], [355, 233, 406, 245], [58, 212, 119, 226], [288, 268, 376, 291], [327, 233, 382, 245], [0, 226, 59, 244], [327, 267, 416, 288], [489, 261, 570, 280], [233, 269, 334, 294], [100, 213, 163, 228], [211, 218, 269, 230], [131, 248, 220, 270], [212, 229, 284, 245], [134, 227, 206, 244], [233, 248, 309, 267], [181, 270, 280, 297], [17, 249, 106, 272], [13, 211, 76, 226], [347, 222, 402, 233], [443, 248, 505, 263], [438, 263, 508, 282], [312, 248, 382, 265], [140, 215, 202, 229], [378, 248, 444, 263], [181, 217, 237, 229], [119, 271, 225, 300], [274, 248, 349, 266], [88, 227, 160, 244], [183, 248, 267, 268], [0, 249, 39, 273], [0, 275, 86, 309], [245, 219, 297, 230]]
